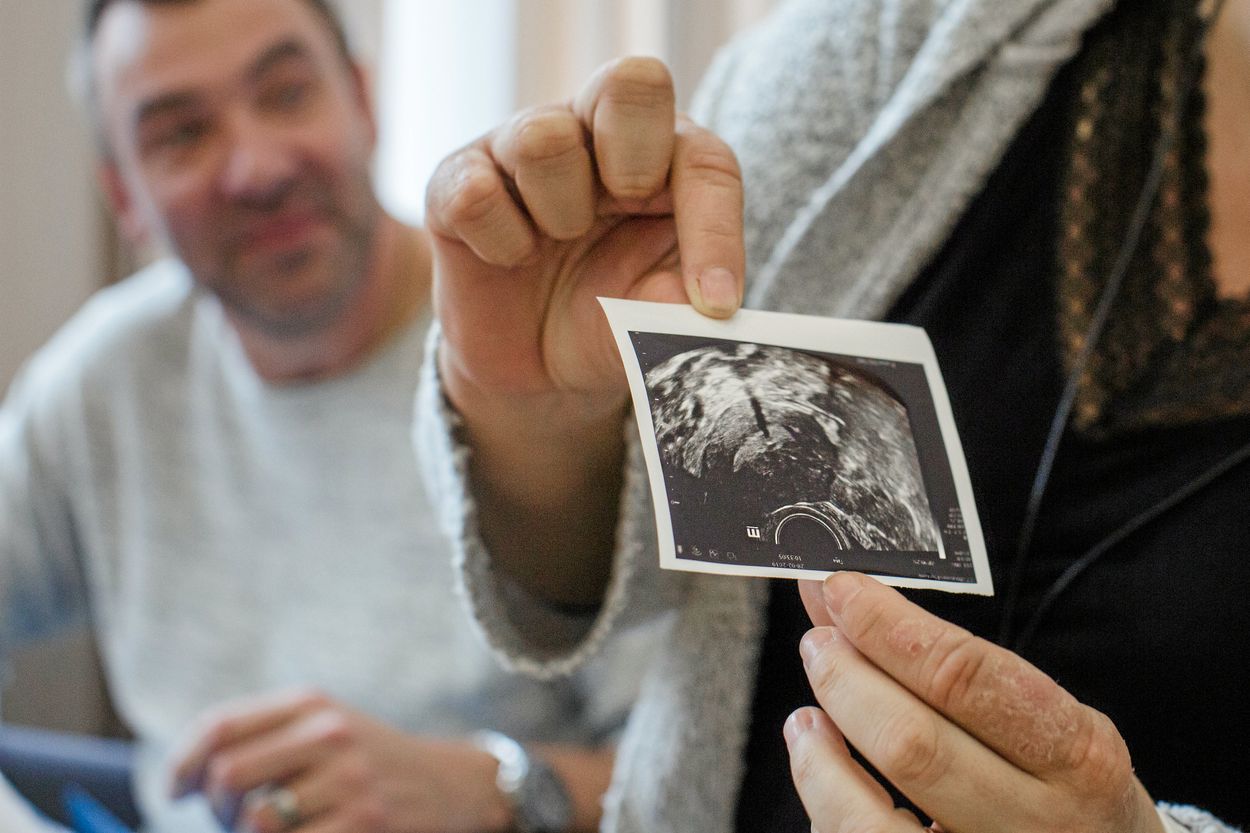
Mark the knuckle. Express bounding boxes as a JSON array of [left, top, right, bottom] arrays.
[[513, 112, 585, 166], [340, 753, 373, 789], [207, 757, 244, 794], [442, 166, 509, 228], [801, 644, 846, 699], [352, 797, 388, 830], [601, 57, 675, 110], [292, 687, 331, 710], [197, 720, 231, 751], [787, 735, 826, 793], [679, 143, 742, 185], [425, 154, 465, 210], [923, 630, 986, 711], [605, 169, 668, 201], [1065, 708, 1132, 797], [840, 594, 887, 646], [312, 709, 356, 747], [874, 710, 947, 789], [693, 215, 742, 247], [607, 170, 669, 201]]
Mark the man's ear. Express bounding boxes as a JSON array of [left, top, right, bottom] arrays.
[[97, 162, 150, 246]]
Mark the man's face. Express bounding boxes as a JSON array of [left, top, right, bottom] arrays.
[[94, 0, 381, 337]]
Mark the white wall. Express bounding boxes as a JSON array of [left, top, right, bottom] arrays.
[[0, 1, 103, 392], [373, 0, 776, 225], [375, 0, 516, 224]]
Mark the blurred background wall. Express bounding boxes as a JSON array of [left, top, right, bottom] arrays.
[[0, 1, 105, 391]]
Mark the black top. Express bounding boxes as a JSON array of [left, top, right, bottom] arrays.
[[732, 31, 1250, 833]]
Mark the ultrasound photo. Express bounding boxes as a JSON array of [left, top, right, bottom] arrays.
[[602, 299, 991, 594]]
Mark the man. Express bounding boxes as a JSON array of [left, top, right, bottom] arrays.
[[1, 1, 651, 831], [417, 0, 1249, 831]]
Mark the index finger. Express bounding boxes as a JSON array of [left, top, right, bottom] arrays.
[[818, 572, 1104, 779], [170, 689, 328, 797]]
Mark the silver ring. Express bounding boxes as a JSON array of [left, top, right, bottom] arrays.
[[268, 786, 301, 829]]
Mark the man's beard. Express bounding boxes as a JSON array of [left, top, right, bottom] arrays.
[[222, 218, 375, 338], [202, 181, 379, 339]]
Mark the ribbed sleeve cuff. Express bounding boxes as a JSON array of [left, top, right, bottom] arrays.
[[1158, 803, 1243, 833]]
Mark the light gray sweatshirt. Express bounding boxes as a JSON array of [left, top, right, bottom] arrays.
[[1, 262, 653, 833], [415, 1, 1239, 831]]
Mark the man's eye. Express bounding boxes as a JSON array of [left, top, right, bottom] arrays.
[[151, 120, 208, 150], [262, 80, 311, 111]]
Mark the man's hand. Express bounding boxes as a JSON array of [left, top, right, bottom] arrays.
[[424, 57, 744, 605], [169, 689, 512, 833], [787, 574, 1165, 833]]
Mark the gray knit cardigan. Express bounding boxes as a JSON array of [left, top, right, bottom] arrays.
[[415, 1, 1238, 831]]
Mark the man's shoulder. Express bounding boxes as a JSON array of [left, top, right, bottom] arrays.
[[69, 258, 197, 348], [51, 258, 196, 359], [9, 260, 199, 409]]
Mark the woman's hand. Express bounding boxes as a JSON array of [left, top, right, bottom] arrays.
[[426, 55, 744, 419], [423, 55, 745, 606], [787, 573, 1164, 833]]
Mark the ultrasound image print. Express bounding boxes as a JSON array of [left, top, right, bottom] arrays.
[[603, 298, 988, 590], [645, 342, 940, 569]]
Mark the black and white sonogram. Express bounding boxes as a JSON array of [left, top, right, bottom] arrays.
[[601, 299, 991, 595]]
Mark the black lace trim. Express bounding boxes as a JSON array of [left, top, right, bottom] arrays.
[[1056, 0, 1250, 437]]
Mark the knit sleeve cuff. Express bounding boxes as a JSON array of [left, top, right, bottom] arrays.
[[413, 324, 678, 680], [1158, 803, 1243, 833]]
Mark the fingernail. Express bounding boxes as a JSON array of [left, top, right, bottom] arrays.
[[824, 572, 865, 617], [783, 708, 818, 746], [697, 267, 739, 316], [799, 626, 835, 667]]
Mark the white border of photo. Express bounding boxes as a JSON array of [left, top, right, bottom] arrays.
[[600, 297, 993, 595]]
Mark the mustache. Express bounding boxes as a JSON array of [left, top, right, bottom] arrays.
[[223, 180, 341, 245]]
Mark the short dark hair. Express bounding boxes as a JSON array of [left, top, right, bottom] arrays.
[[84, 0, 353, 66], [75, 0, 356, 156]]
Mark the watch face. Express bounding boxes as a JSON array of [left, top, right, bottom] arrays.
[[517, 759, 573, 833]]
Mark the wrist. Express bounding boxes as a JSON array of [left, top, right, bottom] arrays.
[[384, 735, 515, 833], [472, 731, 573, 833], [469, 744, 516, 833]]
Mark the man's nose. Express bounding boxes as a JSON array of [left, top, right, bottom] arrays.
[[217, 114, 298, 203]]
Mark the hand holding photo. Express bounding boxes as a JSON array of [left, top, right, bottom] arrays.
[[600, 298, 992, 595]]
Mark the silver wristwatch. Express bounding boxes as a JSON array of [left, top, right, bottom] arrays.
[[472, 730, 573, 833]]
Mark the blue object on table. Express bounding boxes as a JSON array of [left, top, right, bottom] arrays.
[[63, 784, 137, 833], [0, 724, 140, 828]]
